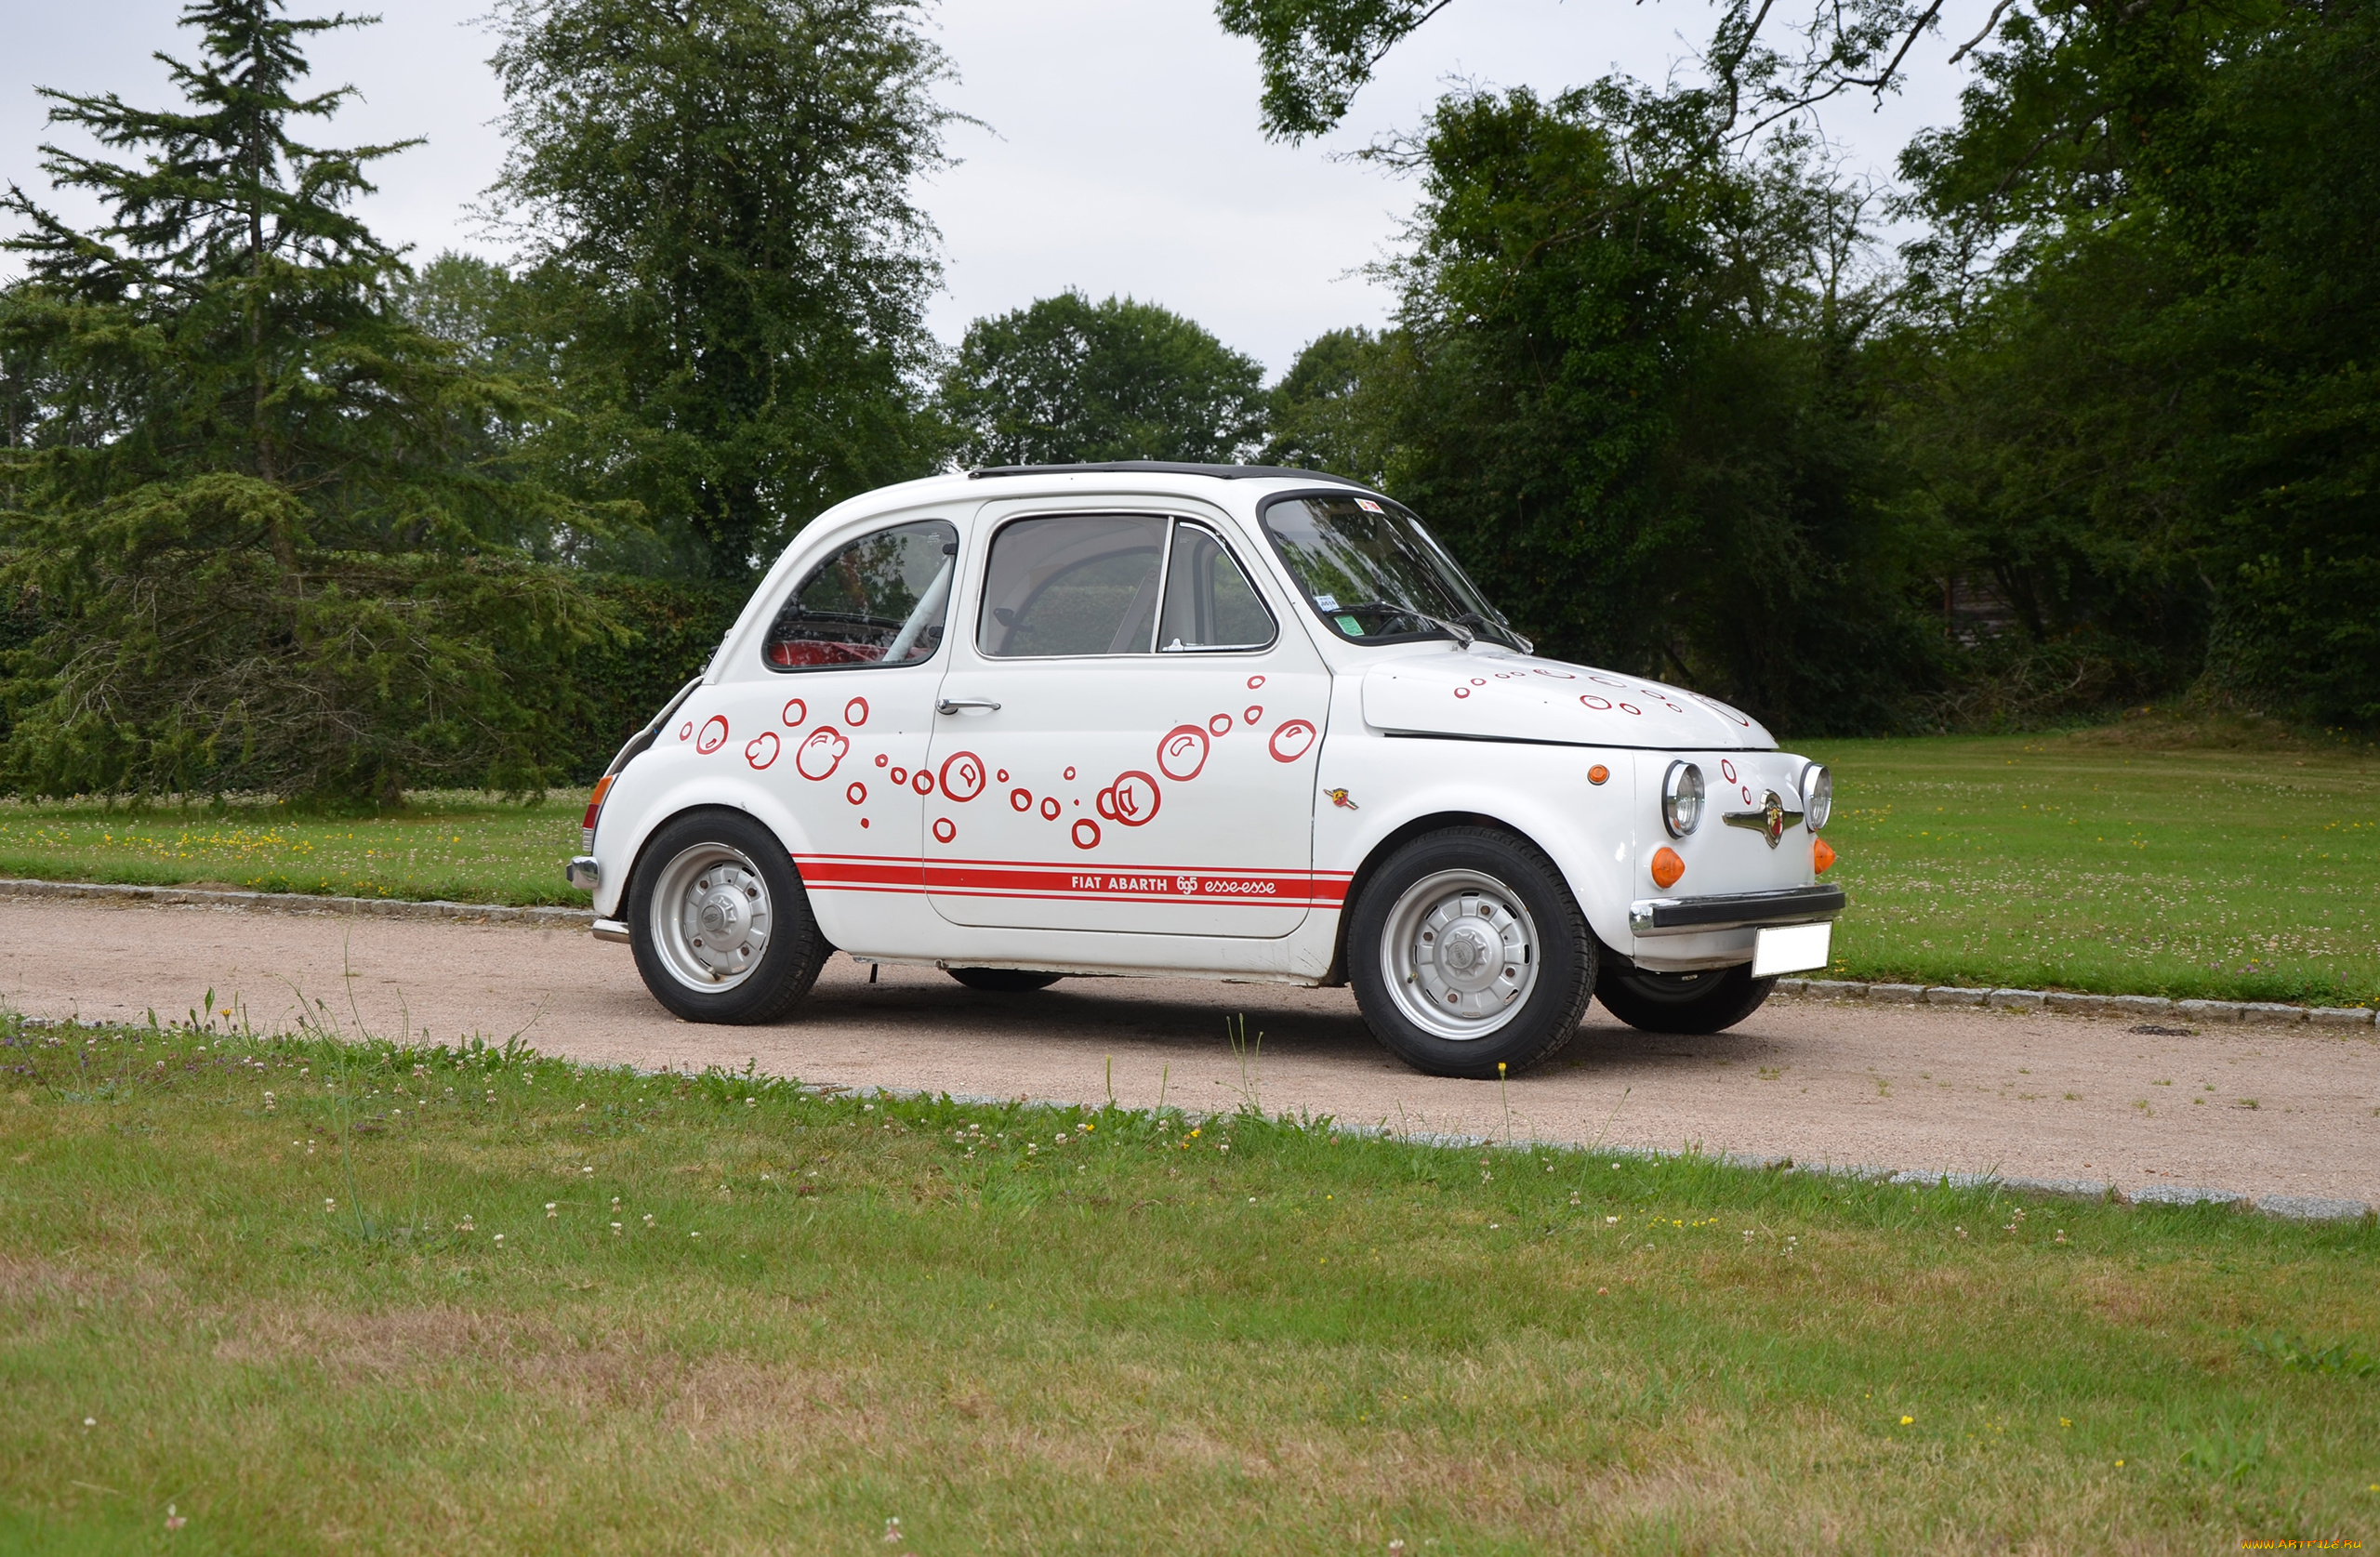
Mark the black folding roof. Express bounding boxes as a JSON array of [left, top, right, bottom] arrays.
[[966, 460, 1372, 488]]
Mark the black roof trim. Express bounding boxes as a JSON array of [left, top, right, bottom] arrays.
[[966, 460, 1374, 488]]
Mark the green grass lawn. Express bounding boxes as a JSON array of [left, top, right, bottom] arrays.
[[0, 790, 589, 907], [2, 1018, 2374, 1552], [2, 717, 2373, 1005], [1805, 726, 2380, 1007]]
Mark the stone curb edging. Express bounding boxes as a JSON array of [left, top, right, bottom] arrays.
[[1773, 977, 2377, 1028], [0, 877, 597, 929], [5, 877, 2371, 1027]]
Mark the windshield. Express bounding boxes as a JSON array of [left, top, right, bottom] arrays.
[[1258, 494, 1527, 650]]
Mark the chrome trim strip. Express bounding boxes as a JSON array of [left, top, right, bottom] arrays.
[[591, 918, 631, 944], [1630, 884, 1847, 935]]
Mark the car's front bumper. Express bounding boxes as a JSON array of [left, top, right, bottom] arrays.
[[1630, 883, 1846, 936]]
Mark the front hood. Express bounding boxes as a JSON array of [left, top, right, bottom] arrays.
[[1360, 648, 1776, 750]]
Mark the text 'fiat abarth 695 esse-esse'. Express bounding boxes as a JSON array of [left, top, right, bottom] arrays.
[[566, 462, 1844, 1078]]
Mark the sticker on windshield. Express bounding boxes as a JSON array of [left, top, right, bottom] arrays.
[[1313, 594, 1339, 613], [1336, 615, 1364, 635], [1355, 498, 1384, 513]]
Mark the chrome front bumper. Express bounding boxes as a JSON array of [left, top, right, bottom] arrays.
[[1630, 883, 1846, 936]]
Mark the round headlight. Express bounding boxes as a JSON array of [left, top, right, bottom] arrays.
[[1661, 760, 1705, 838], [1801, 762, 1832, 832]]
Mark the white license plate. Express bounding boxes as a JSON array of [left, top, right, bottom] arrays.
[[1752, 921, 1832, 978]]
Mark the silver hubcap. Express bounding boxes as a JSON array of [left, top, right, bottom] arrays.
[[1381, 868, 1540, 1040], [649, 843, 772, 992]]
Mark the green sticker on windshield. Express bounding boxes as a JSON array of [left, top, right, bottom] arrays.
[[1336, 614, 1363, 636]]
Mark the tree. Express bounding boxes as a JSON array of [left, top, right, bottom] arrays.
[[484, 0, 959, 581], [1370, 85, 1939, 731], [1215, 0, 1996, 143], [939, 291, 1272, 468], [1894, 0, 2380, 723], [1261, 325, 1400, 486], [0, 0, 611, 804]]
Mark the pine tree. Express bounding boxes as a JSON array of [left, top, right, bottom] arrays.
[[0, 0, 613, 805]]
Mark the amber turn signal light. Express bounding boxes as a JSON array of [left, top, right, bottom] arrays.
[[1650, 846, 1685, 889], [1813, 837, 1836, 874], [1587, 763, 1609, 785]]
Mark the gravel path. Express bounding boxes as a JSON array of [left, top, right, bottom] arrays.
[[7, 898, 2374, 1211]]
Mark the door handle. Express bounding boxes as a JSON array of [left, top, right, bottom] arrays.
[[936, 697, 1001, 716]]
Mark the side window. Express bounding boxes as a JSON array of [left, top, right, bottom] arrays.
[[978, 515, 1168, 657], [1157, 523, 1276, 651], [764, 519, 958, 671]]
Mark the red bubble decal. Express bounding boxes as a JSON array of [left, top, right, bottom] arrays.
[[782, 698, 807, 728], [932, 818, 956, 844], [1267, 719, 1317, 763], [1010, 787, 1033, 812], [996, 769, 1010, 783], [1208, 713, 1233, 737], [1243, 706, 1263, 724], [1741, 785, 1754, 804], [745, 732, 779, 770], [696, 716, 729, 754], [889, 766, 907, 785], [1533, 667, 1577, 680], [678, 721, 693, 742], [1157, 724, 1210, 781], [911, 769, 933, 796], [1721, 759, 1739, 784], [1246, 675, 1265, 690], [1064, 766, 1077, 781], [1071, 818, 1101, 850], [1454, 688, 1471, 699], [845, 782, 866, 806], [875, 753, 888, 768], [1619, 703, 1643, 716], [939, 752, 985, 802], [796, 726, 850, 779], [1039, 796, 1061, 821], [844, 696, 868, 727], [1097, 772, 1162, 826], [1580, 695, 1612, 710], [1592, 675, 1629, 688]]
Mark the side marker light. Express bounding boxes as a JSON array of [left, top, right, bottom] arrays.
[[1813, 837, 1836, 874], [1588, 764, 1609, 786], [1650, 847, 1685, 890]]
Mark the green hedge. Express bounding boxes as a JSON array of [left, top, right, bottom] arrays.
[[566, 574, 753, 784]]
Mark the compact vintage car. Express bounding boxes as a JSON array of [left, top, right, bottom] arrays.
[[567, 462, 1844, 1077]]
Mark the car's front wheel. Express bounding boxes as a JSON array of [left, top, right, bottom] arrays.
[[1594, 963, 1776, 1035], [628, 810, 830, 1024], [1348, 826, 1595, 1078]]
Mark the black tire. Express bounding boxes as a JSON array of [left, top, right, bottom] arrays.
[[628, 809, 831, 1024], [1594, 963, 1776, 1035], [1347, 825, 1595, 1078], [946, 968, 1065, 993]]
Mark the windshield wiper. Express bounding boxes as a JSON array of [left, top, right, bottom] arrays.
[[1346, 600, 1473, 648], [1456, 611, 1530, 653]]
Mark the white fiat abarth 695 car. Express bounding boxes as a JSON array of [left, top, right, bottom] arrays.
[[567, 462, 1844, 1078]]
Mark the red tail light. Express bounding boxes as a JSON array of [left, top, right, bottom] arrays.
[[582, 775, 615, 839]]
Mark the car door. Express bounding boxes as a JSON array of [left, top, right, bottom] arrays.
[[920, 502, 1329, 937], [731, 513, 959, 897]]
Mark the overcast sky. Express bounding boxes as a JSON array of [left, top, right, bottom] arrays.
[[1, 0, 1976, 375]]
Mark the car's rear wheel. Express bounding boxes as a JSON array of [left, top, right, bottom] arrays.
[[628, 810, 829, 1024], [946, 968, 1065, 993], [1594, 963, 1776, 1035], [1348, 826, 1595, 1078]]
